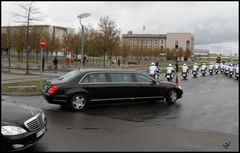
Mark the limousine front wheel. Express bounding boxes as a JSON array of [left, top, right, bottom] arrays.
[[70, 94, 87, 111], [166, 89, 177, 104]]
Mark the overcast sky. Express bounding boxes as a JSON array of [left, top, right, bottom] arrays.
[[1, 1, 239, 55]]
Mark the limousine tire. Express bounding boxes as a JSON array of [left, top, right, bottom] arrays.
[[69, 94, 87, 111], [165, 89, 178, 104]]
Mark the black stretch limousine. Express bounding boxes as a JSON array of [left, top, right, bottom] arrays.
[[42, 69, 183, 111]]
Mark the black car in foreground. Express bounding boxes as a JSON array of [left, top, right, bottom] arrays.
[[1, 101, 47, 151], [42, 69, 183, 111]]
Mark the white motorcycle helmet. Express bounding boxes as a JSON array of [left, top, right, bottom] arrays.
[[151, 62, 155, 66], [169, 64, 172, 67], [203, 63, 206, 65], [183, 63, 187, 66], [194, 63, 198, 66]]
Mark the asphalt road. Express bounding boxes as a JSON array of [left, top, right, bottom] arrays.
[[2, 72, 239, 151]]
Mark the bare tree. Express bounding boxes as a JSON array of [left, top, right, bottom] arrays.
[[12, 2, 42, 74], [97, 16, 120, 67]]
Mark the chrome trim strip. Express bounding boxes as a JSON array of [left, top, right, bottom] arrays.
[[90, 96, 163, 102], [79, 71, 154, 85]]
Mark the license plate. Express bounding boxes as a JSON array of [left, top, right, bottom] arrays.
[[36, 127, 46, 138]]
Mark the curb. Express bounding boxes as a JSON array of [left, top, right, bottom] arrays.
[[1, 93, 42, 96]]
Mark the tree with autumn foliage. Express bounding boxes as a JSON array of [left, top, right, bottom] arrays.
[[165, 48, 173, 60], [176, 47, 184, 61], [184, 48, 192, 61]]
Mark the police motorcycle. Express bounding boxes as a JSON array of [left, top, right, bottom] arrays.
[[234, 64, 239, 79], [181, 63, 189, 80], [228, 64, 234, 78], [200, 63, 207, 76], [225, 63, 230, 76], [192, 63, 199, 78], [208, 63, 214, 75], [165, 64, 175, 81], [214, 63, 220, 74], [220, 63, 225, 74]]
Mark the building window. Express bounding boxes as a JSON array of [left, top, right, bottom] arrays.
[[186, 40, 190, 49], [161, 39, 163, 44], [175, 40, 179, 49]]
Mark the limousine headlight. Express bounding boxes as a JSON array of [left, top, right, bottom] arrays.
[[1, 126, 27, 136]]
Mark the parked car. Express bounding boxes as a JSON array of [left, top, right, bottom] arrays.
[[42, 69, 183, 111], [1, 101, 47, 151]]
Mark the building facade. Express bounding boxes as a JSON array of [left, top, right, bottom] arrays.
[[1, 25, 70, 40], [122, 32, 194, 51], [166, 33, 194, 50], [122, 33, 167, 50]]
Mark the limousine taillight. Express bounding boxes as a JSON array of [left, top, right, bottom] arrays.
[[48, 85, 58, 95]]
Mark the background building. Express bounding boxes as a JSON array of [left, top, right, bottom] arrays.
[[122, 33, 167, 50], [1, 25, 70, 40], [166, 33, 194, 50], [122, 32, 194, 51], [193, 49, 210, 57]]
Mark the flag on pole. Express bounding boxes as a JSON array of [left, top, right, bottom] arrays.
[[143, 26, 146, 30]]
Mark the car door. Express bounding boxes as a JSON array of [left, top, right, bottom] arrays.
[[134, 73, 164, 99], [80, 72, 113, 101], [107, 72, 138, 100]]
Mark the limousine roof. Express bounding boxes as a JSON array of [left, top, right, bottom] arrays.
[[77, 68, 140, 73]]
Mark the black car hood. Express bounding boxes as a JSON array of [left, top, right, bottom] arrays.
[[1, 102, 41, 126]]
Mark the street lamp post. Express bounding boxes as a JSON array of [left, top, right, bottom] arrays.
[[77, 13, 91, 67]]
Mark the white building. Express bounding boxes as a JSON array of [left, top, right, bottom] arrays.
[[1, 25, 72, 41], [193, 49, 210, 56], [166, 33, 194, 50], [122, 32, 194, 51]]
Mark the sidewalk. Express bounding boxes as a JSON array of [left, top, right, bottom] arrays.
[[1, 69, 65, 84]]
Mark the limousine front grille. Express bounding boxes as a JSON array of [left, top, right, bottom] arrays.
[[24, 113, 44, 131]]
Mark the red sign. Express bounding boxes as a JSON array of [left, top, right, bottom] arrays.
[[40, 38, 46, 49]]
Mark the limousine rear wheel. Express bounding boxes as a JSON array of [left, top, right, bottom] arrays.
[[166, 89, 177, 104], [70, 94, 87, 111]]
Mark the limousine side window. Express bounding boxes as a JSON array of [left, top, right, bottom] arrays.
[[81, 73, 107, 83], [109, 73, 133, 82], [135, 74, 153, 84]]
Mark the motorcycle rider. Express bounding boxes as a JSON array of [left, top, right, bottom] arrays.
[[234, 63, 239, 79], [220, 62, 225, 73], [148, 62, 159, 79], [214, 63, 220, 74], [192, 63, 199, 77], [208, 62, 214, 75], [201, 63, 207, 76], [225, 63, 230, 75], [228, 63, 234, 77], [181, 63, 189, 79], [166, 64, 175, 81]]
